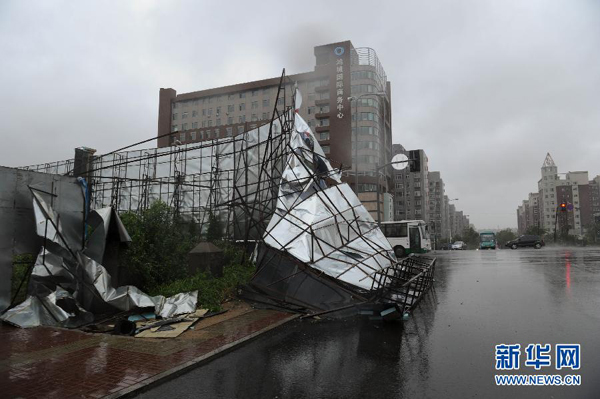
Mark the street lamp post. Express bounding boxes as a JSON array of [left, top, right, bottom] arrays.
[[375, 159, 412, 224], [348, 92, 387, 195]]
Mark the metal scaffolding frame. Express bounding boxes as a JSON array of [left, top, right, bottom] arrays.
[[17, 69, 435, 320]]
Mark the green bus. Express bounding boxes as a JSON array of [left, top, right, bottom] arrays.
[[479, 231, 497, 250]]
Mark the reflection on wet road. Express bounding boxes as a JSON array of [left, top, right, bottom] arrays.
[[139, 248, 600, 399]]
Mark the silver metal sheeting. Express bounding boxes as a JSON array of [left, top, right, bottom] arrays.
[[77, 253, 197, 319], [1, 187, 197, 328], [0, 166, 85, 312], [263, 110, 396, 291]]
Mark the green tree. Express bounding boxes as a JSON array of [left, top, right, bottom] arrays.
[[119, 201, 201, 291], [461, 227, 480, 249], [496, 229, 517, 246], [585, 221, 600, 245]]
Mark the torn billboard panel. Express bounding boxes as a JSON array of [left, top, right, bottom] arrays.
[[0, 166, 86, 312], [263, 104, 396, 292]]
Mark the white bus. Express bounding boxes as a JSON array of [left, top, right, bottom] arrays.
[[380, 220, 432, 258]]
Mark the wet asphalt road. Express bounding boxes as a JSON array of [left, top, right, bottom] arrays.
[[138, 247, 600, 399]]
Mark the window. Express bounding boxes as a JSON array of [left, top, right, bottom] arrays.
[[262, 112, 268, 120], [192, 122, 198, 128], [252, 90, 258, 97], [171, 125, 178, 132], [228, 104, 234, 112], [202, 121, 206, 128], [318, 105, 330, 113], [208, 120, 212, 127], [226, 127, 233, 136], [263, 88, 271, 95], [190, 131, 196, 140], [202, 109, 206, 116], [173, 103, 178, 109], [172, 113, 178, 120], [239, 103, 246, 111], [319, 131, 330, 141], [199, 131, 204, 140], [182, 112, 188, 119], [228, 116, 234, 124], [321, 145, 330, 154], [216, 118, 221, 126], [319, 118, 330, 127], [239, 115, 246, 123], [308, 106, 315, 115], [251, 114, 258, 122], [239, 92, 246, 99], [228, 94, 235, 100], [214, 128, 220, 137], [192, 110, 198, 117], [216, 106, 221, 116], [277, 98, 284, 106], [355, 112, 377, 121], [358, 184, 377, 192], [208, 108, 212, 116], [252, 101, 259, 109], [263, 99, 270, 107], [181, 123, 188, 130], [318, 91, 330, 100], [180, 132, 186, 142], [237, 126, 244, 134], [351, 84, 377, 94]]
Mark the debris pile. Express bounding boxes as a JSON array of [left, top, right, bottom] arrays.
[[1, 184, 197, 329]]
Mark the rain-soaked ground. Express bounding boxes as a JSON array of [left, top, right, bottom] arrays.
[[138, 247, 600, 399]]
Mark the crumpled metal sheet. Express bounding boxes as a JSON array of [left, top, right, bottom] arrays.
[[84, 207, 131, 265], [1, 287, 93, 329], [1, 190, 197, 328], [78, 253, 198, 318], [0, 167, 85, 312], [263, 96, 395, 291]]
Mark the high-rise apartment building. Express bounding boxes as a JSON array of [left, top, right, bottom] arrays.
[[157, 40, 392, 220], [524, 153, 598, 236], [428, 171, 447, 248], [538, 153, 560, 233], [390, 144, 429, 222]]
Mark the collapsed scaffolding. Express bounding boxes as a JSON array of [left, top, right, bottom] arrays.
[[7, 70, 435, 324]]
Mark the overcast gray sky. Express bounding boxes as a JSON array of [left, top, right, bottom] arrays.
[[1, 0, 599, 229]]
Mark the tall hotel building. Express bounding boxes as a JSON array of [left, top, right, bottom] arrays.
[[157, 41, 392, 220]]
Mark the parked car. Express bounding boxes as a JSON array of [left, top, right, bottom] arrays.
[[505, 235, 545, 249], [451, 241, 467, 250]]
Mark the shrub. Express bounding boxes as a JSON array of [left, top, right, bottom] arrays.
[[119, 201, 200, 291]]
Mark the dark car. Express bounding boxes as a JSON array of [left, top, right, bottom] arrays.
[[505, 235, 545, 249]]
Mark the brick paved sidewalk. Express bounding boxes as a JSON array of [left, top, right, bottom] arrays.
[[0, 301, 296, 398]]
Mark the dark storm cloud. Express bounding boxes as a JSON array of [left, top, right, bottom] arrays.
[[1, 0, 598, 228]]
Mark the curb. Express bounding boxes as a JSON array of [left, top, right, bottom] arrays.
[[105, 313, 299, 399]]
